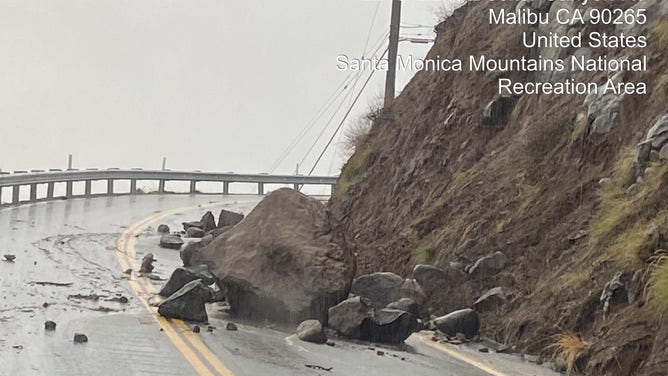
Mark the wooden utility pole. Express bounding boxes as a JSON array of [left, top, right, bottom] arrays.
[[384, 0, 402, 108]]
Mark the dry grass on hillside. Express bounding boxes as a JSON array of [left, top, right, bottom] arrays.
[[549, 332, 590, 375]]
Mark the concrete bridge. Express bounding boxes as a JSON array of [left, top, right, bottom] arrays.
[[0, 168, 338, 206]]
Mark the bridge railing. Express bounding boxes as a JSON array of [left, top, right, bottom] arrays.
[[0, 168, 338, 206]]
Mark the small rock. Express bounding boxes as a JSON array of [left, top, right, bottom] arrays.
[[207, 326, 215, 332], [119, 296, 129, 304], [468, 252, 507, 278], [159, 265, 216, 297], [139, 253, 157, 273], [567, 230, 589, 243], [226, 323, 238, 331], [42, 302, 49, 308], [473, 287, 506, 312], [158, 280, 211, 322], [523, 354, 541, 364], [186, 227, 206, 238], [625, 183, 640, 197], [123, 268, 132, 275], [601, 271, 631, 315], [73, 333, 88, 343], [296, 320, 327, 344], [159, 234, 184, 250], [193, 325, 200, 333], [44, 321, 56, 331], [386, 298, 419, 316], [218, 209, 244, 227], [157, 224, 170, 234], [660, 144, 668, 160], [199, 212, 217, 232], [433, 308, 480, 339], [376, 350, 385, 356], [649, 151, 661, 162], [326, 340, 335, 347], [479, 347, 489, 353], [3, 254, 16, 262]]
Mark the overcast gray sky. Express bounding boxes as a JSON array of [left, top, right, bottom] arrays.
[[0, 0, 449, 175]]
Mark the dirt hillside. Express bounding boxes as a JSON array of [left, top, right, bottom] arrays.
[[330, 1, 668, 374]]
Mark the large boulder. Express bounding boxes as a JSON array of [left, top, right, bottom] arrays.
[[159, 234, 184, 250], [158, 280, 211, 322], [412, 264, 472, 316], [328, 296, 372, 338], [218, 209, 244, 228], [413, 265, 445, 297], [159, 266, 216, 297], [433, 309, 480, 339], [362, 309, 418, 344], [399, 279, 426, 305], [198, 188, 355, 324], [296, 320, 327, 344], [328, 297, 418, 343], [350, 272, 404, 309]]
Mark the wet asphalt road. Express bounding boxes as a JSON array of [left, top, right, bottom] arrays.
[[0, 195, 561, 376]]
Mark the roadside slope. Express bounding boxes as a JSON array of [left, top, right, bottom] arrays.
[[330, 1, 668, 374]]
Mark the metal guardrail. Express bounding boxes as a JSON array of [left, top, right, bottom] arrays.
[[0, 169, 339, 206]]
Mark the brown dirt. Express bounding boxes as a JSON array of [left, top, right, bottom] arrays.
[[329, 1, 668, 375]]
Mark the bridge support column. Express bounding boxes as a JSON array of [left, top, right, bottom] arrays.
[[223, 182, 229, 195], [257, 182, 264, 195], [65, 181, 73, 199], [12, 185, 20, 205], [47, 182, 54, 199], [84, 180, 92, 198], [189, 181, 197, 194], [130, 179, 137, 194], [29, 183, 37, 202], [158, 180, 165, 193], [107, 179, 114, 196], [293, 183, 299, 191], [0, 187, 2, 204]]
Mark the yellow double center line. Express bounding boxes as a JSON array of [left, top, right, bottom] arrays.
[[116, 202, 243, 376]]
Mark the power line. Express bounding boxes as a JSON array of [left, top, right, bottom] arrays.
[[268, 70, 355, 173], [268, 29, 389, 173], [297, 36, 389, 169], [307, 47, 388, 176], [361, 1, 382, 58], [298, 69, 366, 168]]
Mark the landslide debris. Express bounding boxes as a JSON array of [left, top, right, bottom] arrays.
[[197, 188, 355, 325]]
